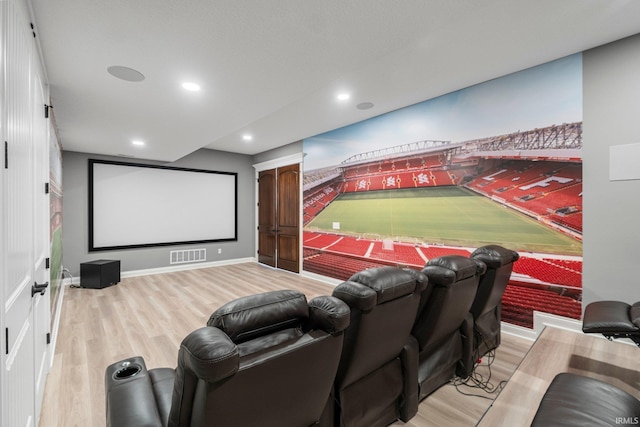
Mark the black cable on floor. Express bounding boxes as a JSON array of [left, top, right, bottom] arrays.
[[451, 331, 507, 400], [63, 267, 80, 288]]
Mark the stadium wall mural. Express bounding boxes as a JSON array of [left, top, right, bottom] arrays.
[[49, 115, 63, 327], [302, 53, 583, 328]]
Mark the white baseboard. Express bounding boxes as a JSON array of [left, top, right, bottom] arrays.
[[502, 311, 583, 342], [502, 321, 538, 341], [62, 274, 79, 286], [48, 280, 66, 367], [63, 257, 257, 286], [300, 270, 342, 286], [121, 257, 256, 278], [533, 310, 582, 336]]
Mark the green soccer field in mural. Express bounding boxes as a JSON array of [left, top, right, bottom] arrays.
[[306, 187, 581, 256]]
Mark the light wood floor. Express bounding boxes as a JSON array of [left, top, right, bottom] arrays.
[[479, 325, 640, 426], [38, 262, 532, 427]]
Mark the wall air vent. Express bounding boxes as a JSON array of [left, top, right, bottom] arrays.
[[170, 248, 206, 265]]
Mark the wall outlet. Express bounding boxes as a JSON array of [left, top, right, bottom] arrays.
[[217, 248, 222, 254]]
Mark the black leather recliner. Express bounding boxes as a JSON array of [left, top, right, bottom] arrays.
[[469, 244, 519, 358], [582, 300, 640, 347], [410, 255, 486, 400], [329, 266, 426, 427], [105, 289, 350, 427], [531, 373, 640, 426]]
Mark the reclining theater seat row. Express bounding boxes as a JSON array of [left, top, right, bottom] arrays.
[[105, 289, 351, 427], [105, 244, 518, 427]]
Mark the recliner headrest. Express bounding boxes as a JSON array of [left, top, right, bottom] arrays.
[[348, 266, 419, 304], [423, 255, 486, 285], [207, 290, 309, 343], [471, 245, 519, 268]]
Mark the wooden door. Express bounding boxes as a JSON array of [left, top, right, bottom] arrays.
[[257, 164, 300, 273], [258, 169, 277, 267], [275, 164, 299, 273]]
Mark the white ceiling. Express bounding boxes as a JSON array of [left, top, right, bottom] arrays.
[[29, 0, 640, 162]]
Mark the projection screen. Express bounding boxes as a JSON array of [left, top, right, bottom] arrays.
[[88, 159, 237, 251]]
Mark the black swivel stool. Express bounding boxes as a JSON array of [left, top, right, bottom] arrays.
[[80, 259, 120, 289]]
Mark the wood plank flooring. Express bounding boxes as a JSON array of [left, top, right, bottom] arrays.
[[38, 262, 532, 427], [479, 325, 640, 426]]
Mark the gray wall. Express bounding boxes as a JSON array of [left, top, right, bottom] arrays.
[[582, 33, 640, 307], [251, 140, 303, 165], [62, 149, 256, 276]]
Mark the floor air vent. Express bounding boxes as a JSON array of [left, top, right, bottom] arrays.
[[170, 248, 206, 265]]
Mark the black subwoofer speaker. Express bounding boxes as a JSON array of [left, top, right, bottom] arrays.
[[80, 259, 121, 289]]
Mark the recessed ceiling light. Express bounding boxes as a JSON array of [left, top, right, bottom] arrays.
[[337, 93, 350, 101], [242, 134, 253, 141], [131, 140, 145, 146], [182, 82, 201, 92], [356, 102, 374, 110], [107, 66, 145, 82]]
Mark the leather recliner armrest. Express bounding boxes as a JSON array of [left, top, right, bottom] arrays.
[[471, 245, 519, 267], [457, 312, 475, 379], [169, 327, 240, 427], [332, 281, 378, 312], [105, 356, 163, 427], [308, 295, 351, 334], [178, 327, 239, 382], [399, 335, 419, 422]]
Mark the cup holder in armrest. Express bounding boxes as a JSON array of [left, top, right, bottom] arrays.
[[113, 361, 142, 380]]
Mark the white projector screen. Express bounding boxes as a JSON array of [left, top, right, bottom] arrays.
[[89, 159, 237, 251]]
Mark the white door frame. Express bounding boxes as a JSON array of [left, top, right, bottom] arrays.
[[253, 153, 304, 271]]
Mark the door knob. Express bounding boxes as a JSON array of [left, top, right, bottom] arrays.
[[32, 281, 49, 297]]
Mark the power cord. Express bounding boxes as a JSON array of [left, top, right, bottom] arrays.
[[451, 330, 507, 400], [63, 267, 80, 288]]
